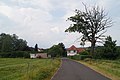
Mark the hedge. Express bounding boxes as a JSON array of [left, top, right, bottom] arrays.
[[69, 55, 92, 60], [0, 51, 30, 58], [80, 55, 92, 60]]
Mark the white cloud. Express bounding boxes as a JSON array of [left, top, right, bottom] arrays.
[[0, 2, 12, 18], [50, 27, 60, 33], [0, 0, 120, 48]]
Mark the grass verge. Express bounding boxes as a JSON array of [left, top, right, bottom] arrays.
[[78, 59, 120, 80]]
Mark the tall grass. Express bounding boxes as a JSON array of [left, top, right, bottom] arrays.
[[0, 58, 60, 80], [79, 59, 120, 80]]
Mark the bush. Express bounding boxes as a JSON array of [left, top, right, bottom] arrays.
[[101, 52, 119, 60], [94, 46, 120, 60], [68, 54, 92, 60], [80, 55, 92, 60], [84, 58, 92, 62], [70, 55, 80, 60], [79, 51, 90, 55], [0, 51, 30, 58]]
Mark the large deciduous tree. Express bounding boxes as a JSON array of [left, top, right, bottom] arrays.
[[65, 5, 112, 55]]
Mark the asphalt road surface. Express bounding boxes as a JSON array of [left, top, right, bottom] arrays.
[[51, 58, 111, 80]]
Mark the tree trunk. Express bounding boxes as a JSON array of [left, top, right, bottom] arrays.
[[90, 41, 96, 56]]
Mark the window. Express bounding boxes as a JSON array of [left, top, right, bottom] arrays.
[[74, 50, 76, 53]]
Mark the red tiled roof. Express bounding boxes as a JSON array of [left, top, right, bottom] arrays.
[[67, 45, 85, 53], [67, 45, 77, 50], [77, 48, 85, 53]]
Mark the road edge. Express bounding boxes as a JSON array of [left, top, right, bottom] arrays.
[[50, 58, 63, 80], [71, 59, 112, 80]]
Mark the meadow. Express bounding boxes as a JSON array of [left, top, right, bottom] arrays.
[[79, 59, 120, 80], [0, 58, 60, 80]]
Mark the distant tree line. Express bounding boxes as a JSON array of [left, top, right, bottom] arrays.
[[0, 33, 34, 58], [0, 33, 27, 52], [70, 36, 120, 60], [0, 33, 67, 58]]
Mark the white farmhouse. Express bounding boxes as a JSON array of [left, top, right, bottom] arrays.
[[67, 45, 85, 56]]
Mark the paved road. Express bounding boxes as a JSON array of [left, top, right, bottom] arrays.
[[51, 58, 111, 80]]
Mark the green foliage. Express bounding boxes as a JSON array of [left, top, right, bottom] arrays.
[[116, 47, 120, 59], [83, 59, 120, 80], [80, 55, 92, 60], [0, 33, 30, 58], [104, 36, 117, 53], [94, 46, 104, 59], [70, 55, 80, 60], [48, 43, 67, 57], [94, 36, 119, 59], [0, 58, 60, 80], [48, 45, 63, 57], [69, 54, 92, 60], [79, 51, 90, 55], [103, 36, 118, 59], [0, 33, 27, 52], [58, 43, 67, 57], [0, 51, 30, 58]]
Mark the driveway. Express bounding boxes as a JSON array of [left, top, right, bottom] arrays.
[[51, 58, 111, 80]]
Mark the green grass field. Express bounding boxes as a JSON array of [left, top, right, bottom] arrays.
[[0, 58, 60, 80], [79, 59, 120, 80]]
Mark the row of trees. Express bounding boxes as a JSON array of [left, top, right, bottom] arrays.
[[0, 33, 31, 58], [0, 33, 27, 52], [0, 33, 67, 58]]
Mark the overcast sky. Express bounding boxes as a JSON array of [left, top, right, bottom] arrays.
[[0, 0, 120, 48]]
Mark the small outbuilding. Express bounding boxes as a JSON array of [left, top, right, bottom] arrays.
[[30, 54, 36, 58], [30, 53, 48, 58]]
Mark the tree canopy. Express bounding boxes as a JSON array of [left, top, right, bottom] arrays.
[[48, 43, 67, 57], [104, 36, 117, 53], [0, 33, 27, 52]]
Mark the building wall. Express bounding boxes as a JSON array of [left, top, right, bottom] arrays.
[[30, 53, 48, 58], [36, 53, 48, 58], [30, 54, 36, 58], [67, 50, 77, 56]]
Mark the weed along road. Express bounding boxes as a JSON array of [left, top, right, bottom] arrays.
[[51, 58, 111, 80]]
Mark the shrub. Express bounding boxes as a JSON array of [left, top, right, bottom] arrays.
[[101, 52, 119, 60], [68, 54, 92, 60], [84, 58, 92, 62], [0, 51, 30, 58], [79, 51, 90, 55], [71, 55, 80, 60], [80, 55, 92, 60], [94, 46, 120, 60]]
